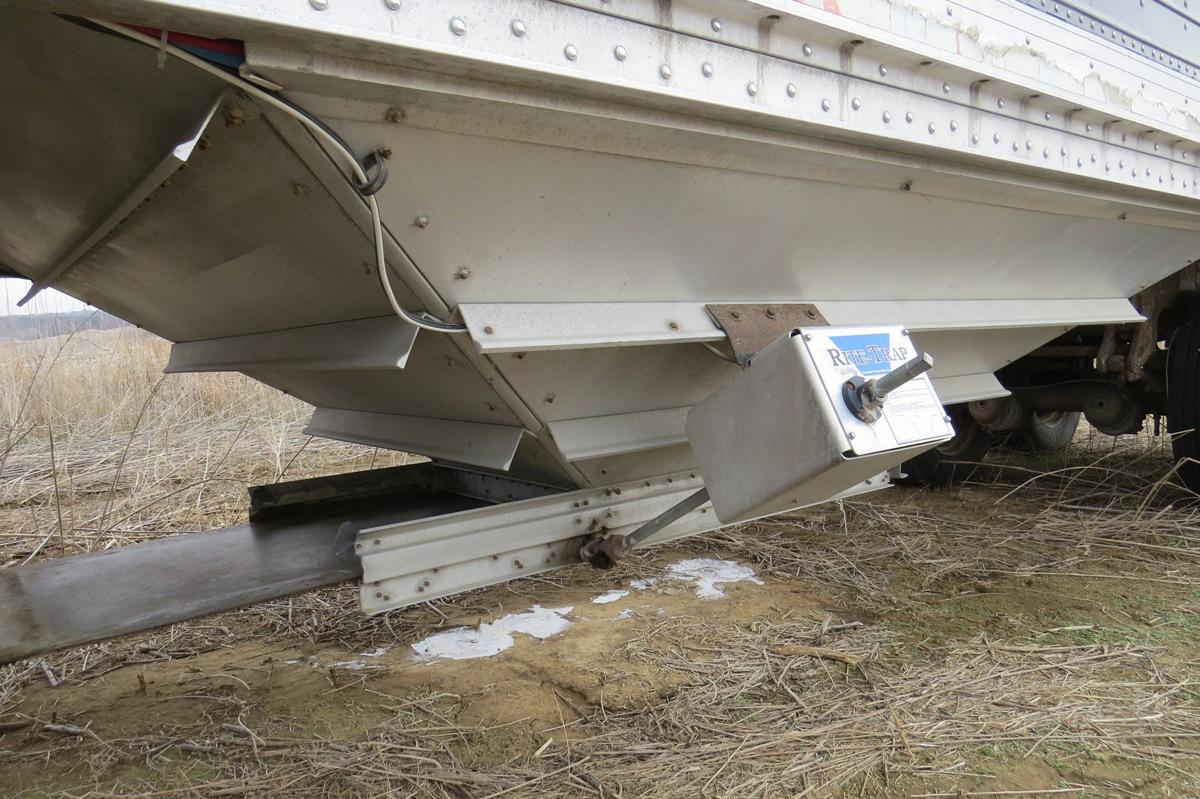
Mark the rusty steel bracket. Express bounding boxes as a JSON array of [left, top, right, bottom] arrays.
[[705, 303, 828, 365]]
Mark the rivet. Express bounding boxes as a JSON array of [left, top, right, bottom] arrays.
[[1012, 141, 1019, 151], [1159, 176, 1164, 184], [666, 320, 680, 331], [1121, 133, 1127, 142], [1090, 154, 1097, 163], [821, 98, 831, 112], [993, 132, 1001, 143], [1105, 163, 1111, 171], [747, 82, 758, 97], [309, 0, 326, 9], [1025, 140, 1032, 150], [659, 63, 672, 80], [1154, 143, 1160, 151], [563, 43, 578, 61], [847, 431, 856, 439], [997, 98, 1005, 108], [511, 19, 526, 36], [415, 215, 430, 228], [787, 83, 797, 97], [928, 122, 936, 134], [711, 17, 722, 32], [879, 64, 888, 77], [483, 325, 494, 335], [882, 110, 892, 123], [1076, 158, 1083, 167], [802, 43, 813, 57], [1119, 159, 1125, 168], [702, 62, 714, 77], [456, 266, 471, 280], [449, 16, 466, 35], [946, 5, 952, 15], [1045, 112, 1052, 121], [614, 45, 627, 61], [905, 111, 914, 123], [1061, 146, 1067, 156], [803, 333, 813, 341], [971, 133, 979, 144], [949, 120, 958, 131], [1042, 148, 1049, 158], [851, 97, 861, 110], [383, 0, 400, 9], [1086, 123, 1092, 132]]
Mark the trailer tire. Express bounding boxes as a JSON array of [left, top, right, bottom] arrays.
[[1020, 411, 1080, 452], [1168, 315, 1200, 493], [901, 405, 990, 487]]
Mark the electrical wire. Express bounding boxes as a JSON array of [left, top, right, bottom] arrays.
[[88, 17, 467, 333]]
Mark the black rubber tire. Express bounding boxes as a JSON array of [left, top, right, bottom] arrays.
[[1168, 314, 1200, 492], [1020, 411, 1081, 452], [901, 405, 991, 487]]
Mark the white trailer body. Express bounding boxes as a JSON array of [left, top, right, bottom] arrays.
[[2, 0, 1199, 657]]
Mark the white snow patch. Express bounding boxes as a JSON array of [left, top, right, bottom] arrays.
[[591, 590, 629, 605], [612, 608, 635, 621], [331, 659, 370, 670], [412, 605, 574, 661], [284, 659, 301, 666], [629, 578, 658, 590], [358, 646, 389, 658], [666, 558, 763, 599]]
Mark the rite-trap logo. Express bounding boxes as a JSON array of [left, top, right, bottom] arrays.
[[827, 333, 909, 377]]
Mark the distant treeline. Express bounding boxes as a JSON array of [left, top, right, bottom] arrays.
[[0, 309, 128, 341]]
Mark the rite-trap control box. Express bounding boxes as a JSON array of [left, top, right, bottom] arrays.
[[686, 325, 954, 523]]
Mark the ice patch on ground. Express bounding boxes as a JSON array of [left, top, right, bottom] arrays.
[[412, 605, 574, 661], [612, 608, 635, 621], [358, 646, 389, 658], [666, 558, 763, 599], [592, 590, 629, 604], [330, 659, 370, 670], [629, 578, 657, 590]]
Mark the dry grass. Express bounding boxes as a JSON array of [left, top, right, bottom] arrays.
[[1, 326, 1199, 797]]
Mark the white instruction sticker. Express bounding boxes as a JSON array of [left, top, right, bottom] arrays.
[[799, 325, 953, 456]]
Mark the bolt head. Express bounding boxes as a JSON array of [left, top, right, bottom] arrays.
[[564, 44, 578, 61], [309, 0, 327, 9], [851, 97, 861, 110], [449, 16, 466, 35], [614, 45, 627, 61], [906, 111, 915, 123], [702, 62, 714, 77], [511, 19, 526, 36], [747, 82, 758, 97], [821, 99, 831, 112], [660, 63, 672, 80], [786, 83, 797, 97], [802, 43, 813, 57], [942, 82, 951, 94], [711, 17, 722, 32], [483, 325, 494, 335], [456, 267, 471, 279], [383, 0, 400, 8], [847, 431, 856, 439], [882, 111, 892, 123], [415, 215, 430, 228], [879, 64, 888, 77]]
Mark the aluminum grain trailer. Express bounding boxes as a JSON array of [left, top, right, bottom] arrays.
[[2, 0, 1199, 661]]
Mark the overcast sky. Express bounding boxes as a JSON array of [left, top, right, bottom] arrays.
[[0, 279, 91, 317]]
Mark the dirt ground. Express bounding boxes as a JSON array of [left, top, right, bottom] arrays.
[[2, 434, 1199, 797]]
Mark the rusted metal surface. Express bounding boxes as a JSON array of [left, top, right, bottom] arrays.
[[705, 304, 828, 365]]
